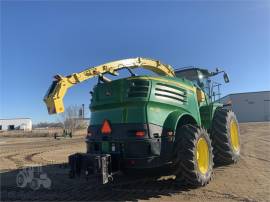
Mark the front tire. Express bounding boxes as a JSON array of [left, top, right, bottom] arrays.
[[211, 108, 241, 165], [30, 178, 40, 190], [174, 124, 214, 186]]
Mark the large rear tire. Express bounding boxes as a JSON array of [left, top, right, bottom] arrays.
[[211, 108, 241, 165], [174, 124, 214, 186]]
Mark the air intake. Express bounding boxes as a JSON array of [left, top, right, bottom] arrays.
[[155, 83, 187, 103], [127, 80, 150, 98]]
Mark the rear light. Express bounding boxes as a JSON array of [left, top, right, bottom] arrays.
[[167, 130, 174, 142], [86, 127, 92, 137], [101, 120, 112, 134], [167, 131, 174, 136], [86, 132, 92, 137], [111, 143, 116, 152], [135, 131, 145, 137]]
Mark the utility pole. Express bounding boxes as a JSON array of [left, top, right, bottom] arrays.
[[82, 104, 85, 119]]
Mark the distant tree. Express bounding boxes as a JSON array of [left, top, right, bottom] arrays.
[[58, 105, 87, 132]]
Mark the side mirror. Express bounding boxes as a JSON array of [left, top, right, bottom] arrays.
[[223, 73, 230, 83]]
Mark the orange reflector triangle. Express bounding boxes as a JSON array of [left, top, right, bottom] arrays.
[[101, 120, 112, 134]]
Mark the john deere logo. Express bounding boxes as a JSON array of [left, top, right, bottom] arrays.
[[16, 165, 51, 190]]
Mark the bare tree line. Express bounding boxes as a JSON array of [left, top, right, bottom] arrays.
[[58, 105, 88, 132], [34, 106, 88, 132]]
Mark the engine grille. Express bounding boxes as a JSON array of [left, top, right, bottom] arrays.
[[127, 80, 150, 98], [155, 83, 187, 104]]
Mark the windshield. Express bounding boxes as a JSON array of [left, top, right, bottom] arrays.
[[175, 69, 211, 96], [175, 69, 199, 84]]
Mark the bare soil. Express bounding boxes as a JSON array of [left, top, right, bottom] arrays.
[[1, 122, 270, 202]]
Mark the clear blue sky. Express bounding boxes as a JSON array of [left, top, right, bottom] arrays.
[[1, 1, 270, 123]]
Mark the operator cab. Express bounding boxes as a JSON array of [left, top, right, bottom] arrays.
[[175, 67, 229, 101]]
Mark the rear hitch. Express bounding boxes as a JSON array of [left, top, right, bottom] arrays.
[[68, 153, 113, 184]]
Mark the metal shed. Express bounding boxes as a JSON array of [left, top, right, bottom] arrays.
[[0, 118, 32, 131], [219, 91, 270, 123]]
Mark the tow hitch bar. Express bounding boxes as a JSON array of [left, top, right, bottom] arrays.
[[68, 153, 113, 184]]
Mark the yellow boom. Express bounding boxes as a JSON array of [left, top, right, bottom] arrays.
[[44, 57, 175, 114]]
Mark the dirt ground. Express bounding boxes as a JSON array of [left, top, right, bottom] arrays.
[[1, 122, 270, 202]]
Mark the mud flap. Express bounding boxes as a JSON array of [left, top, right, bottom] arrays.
[[68, 153, 112, 184]]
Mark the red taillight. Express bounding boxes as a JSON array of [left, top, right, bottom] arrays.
[[135, 131, 145, 137], [87, 131, 92, 137], [86, 127, 92, 137], [167, 131, 174, 136], [101, 120, 112, 134]]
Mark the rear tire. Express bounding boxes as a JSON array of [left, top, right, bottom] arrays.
[[211, 108, 241, 165], [16, 172, 27, 188], [174, 124, 214, 186]]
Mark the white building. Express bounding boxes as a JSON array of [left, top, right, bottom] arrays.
[[220, 91, 270, 123], [0, 118, 32, 131]]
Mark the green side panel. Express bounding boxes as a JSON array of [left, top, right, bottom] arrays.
[[200, 102, 223, 129], [90, 103, 148, 125], [209, 102, 223, 128], [147, 102, 176, 126], [125, 104, 147, 123], [162, 110, 191, 131], [200, 105, 211, 129], [91, 108, 124, 124], [146, 79, 201, 128]]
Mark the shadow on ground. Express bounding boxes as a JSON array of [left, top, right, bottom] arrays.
[[1, 163, 197, 201]]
